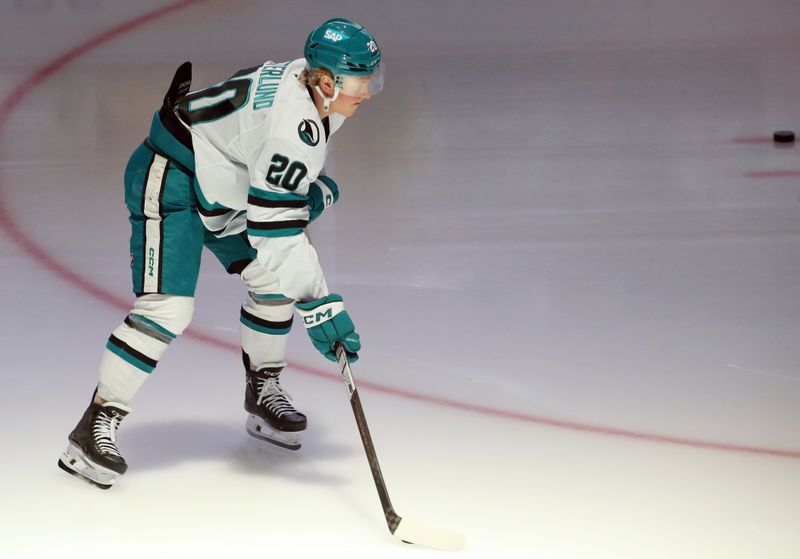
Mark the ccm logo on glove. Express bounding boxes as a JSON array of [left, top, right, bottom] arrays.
[[301, 300, 344, 326]]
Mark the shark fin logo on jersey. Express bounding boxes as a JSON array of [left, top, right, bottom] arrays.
[[298, 119, 320, 146]]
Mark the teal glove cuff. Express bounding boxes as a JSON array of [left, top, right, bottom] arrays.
[[307, 175, 339, 223], [296, 293, 360, 362], [296, 293, 343, 316]]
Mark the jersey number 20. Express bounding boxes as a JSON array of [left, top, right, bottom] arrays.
[[266, 154, 308, 191]]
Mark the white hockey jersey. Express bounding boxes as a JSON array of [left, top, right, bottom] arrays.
[[182, 58, 345, 302]]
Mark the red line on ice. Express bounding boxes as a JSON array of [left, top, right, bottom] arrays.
[[1, 1, 799, 460]]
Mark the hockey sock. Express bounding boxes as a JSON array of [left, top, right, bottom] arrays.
[[240, 293, 294, 371], [97, 295, 193, 404]]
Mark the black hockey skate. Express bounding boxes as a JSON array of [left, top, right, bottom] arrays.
[[245, 367, 307, 450], [58, 401, 130, 489]]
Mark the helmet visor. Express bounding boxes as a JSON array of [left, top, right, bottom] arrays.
[[338, 63, 385, 97]]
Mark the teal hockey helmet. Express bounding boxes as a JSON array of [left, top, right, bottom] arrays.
[[304, 18, 384, 100], [305, 18, 381, 76]]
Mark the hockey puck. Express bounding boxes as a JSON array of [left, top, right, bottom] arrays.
[[773, 130, 795, 143]]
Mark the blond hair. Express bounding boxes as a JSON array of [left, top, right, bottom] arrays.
[[298, 67, 334, 88]]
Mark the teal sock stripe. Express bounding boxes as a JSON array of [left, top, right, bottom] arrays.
[[128, 313, 177, 339], [105, 340, 156, 373], [246, 228, 303, 237], [239, 309, 293, 335], [240, 315, 292, 335]]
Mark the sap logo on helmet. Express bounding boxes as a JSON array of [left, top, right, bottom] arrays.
[[324, 29, 347, 42], [366, 40, 378, 53]]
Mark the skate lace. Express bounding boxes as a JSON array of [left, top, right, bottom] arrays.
[[256, 376, 298, 418], [93, 409, 123, 458]]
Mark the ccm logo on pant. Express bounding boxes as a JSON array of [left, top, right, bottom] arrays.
[[147, 247, 157, 277]]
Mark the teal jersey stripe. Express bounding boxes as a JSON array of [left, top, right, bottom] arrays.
[[194, 179, 230, 212], [248, 186, 306, 202], [105, 341, 156, 373], [251, 293, 290, 301], [240, 315, 292, 335], [128, 313, 177, 339]]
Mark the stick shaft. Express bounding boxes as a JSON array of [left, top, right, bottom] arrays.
[[335, 344, 402, 534]]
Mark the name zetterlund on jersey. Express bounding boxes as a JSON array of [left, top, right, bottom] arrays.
[[254, 62, 290, 110]]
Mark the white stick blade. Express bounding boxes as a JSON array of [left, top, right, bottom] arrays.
[[393, 517, 466, 551]]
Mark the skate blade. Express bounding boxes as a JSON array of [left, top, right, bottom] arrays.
[[58, 444, 119, 489], [246, 414, 302, 450]]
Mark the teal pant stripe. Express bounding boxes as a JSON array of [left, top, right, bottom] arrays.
[[247, 227, 304, 238], [105, 341, 156, 374], [248, 186, 306, 202], [128, 313, 177, 339], [240, 315, 292, 335]]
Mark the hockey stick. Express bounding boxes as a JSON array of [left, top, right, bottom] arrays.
[[334, 343, 466, 551]]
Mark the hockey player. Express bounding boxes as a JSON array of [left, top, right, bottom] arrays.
[[58, 18, 383, 489]]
